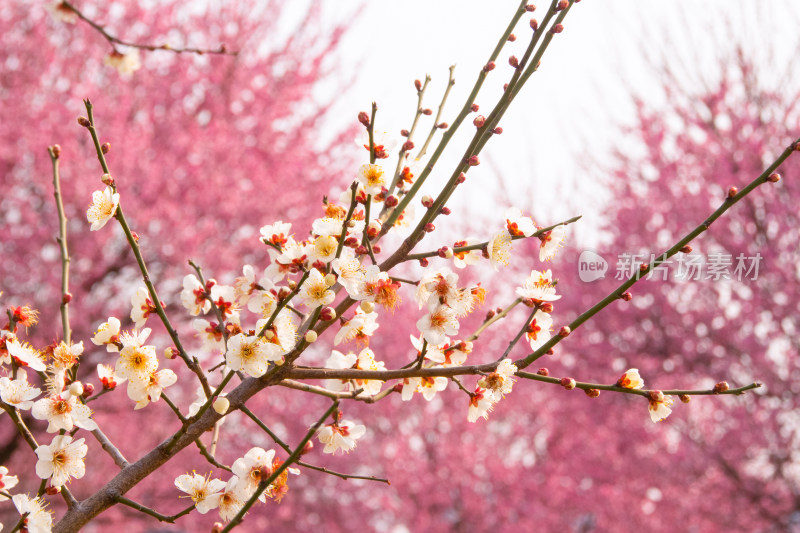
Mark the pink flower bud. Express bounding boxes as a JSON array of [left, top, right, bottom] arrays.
[[483, 61, 496, 72], [421, 195, 434, 208], [438, 246, 453, 259], [131, 231, 139, 243], [358, 111, 370, 127], [400, 129, 410, 137], [558, 326, 571, 337], [355, 245, 368, 255], [560, 377, 576, 390], [621, 291, 632, 301], [471, 104, 480, 112], [530, 18, 539, 30], [372, 245, 382, 254], [50, 144, 62, 158], [508, 34, 517, 42], [46, 485, 62, 495], [713, 381, 729, 393], [385, 195, 399, 207], [101, 173, 114, 186], [473, 115, 486, 128], [77, 116, 90, 128], [727, 186, 738, 199], [301, 440, 314, 456], [101, 142, 111, 154], [422, 108, 433, 115], [537, 368, 549, 376], [556, 0, 569, 10], [424, 223, 436, 233], [62, 292, 72, 304], [509, 55, 519, 68], [82, 383, 95, 398], [541, 302, 554, 313], [468, 155, 480, 166], [402, 140, 414, 151], [648, 390, 664, 402], [419, 257, 429, 267], [522, 297, 536, 308], [457, 172, 467, 184], [551, 23, 564, 33], [414, 79, 422, 91], [492, 127, 503, 134], [437, 122, 448, 129], [525, 4, 536, 11], [486, 310, 496, 320], [440, 206, 451, 215], [320, 307, 337, 321], [768, 172, 781, 182], [344, 237, 359, 247], [680, 244, 692, 253]]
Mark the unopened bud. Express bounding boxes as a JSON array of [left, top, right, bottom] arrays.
[[492, 127, 503, 134], [101, 142, 111, 154], [437, 122, 448, 129], [679, 394, 691, 403], [301, 440, 314, 455], [471, 104, 480, 112], [287, 279, 297, 290], [402, 140, 414, 151], [713, 381, 729, 393], [485, 309, 496, 320], [767, 172, 781, 183], [131, 231, 139, 243], [522, 297, 536, 308], [440, 206, 451, 215], [648, 390, 665, 402], [483, 61, 496, 72], [358, 111, 370, 127], [468, 155, 480, 166], [424, 223, 436, 233], [320, 307, 337, 321], [727, 186, 738, 199], [508, 33, 517, 42], [211, 522, 225, 533], [558, 326, 571, 337], [680, 245, 692, 253], [540, 302, 554, 313], [530, 18, 539, 30], [547, 348, 554, 355], [344, 237, 359, 248], [101, 173, 114, 186], [264, 330, 276, 340], [457, 172, 467, 184], [372, 244, 381, 254], [355, 245, 368, 255], [422, 108, 433, 116], [556, 0, 569, 10], [360, 301, 375, 313], [639, 263, 649, 273], [213, 396, 230, 415], [421, 195, 434, 208], [77, 116, 91, 128], [525, 4, 536, 11], [385, 195, 399, 207], [560, 377, 576, 390], [438, 246, 453, 259], [621, 291, 632, 301], [585, 388, 600, 398], [537, 368, 549, 376], [305, 330, 318, 343], [551, 23, 564, 33], [82, 383, 95, 398], [50, 144, 62, 158], [509, 55, 519, 68], [278, 287, 292, 300], [45, 485, 62, 495], [414, 79, 422, 91], [62, 292, 72, 304], [324, 273, 337, 287], [400, 129, 409, 137], [419, 257, 429, 267], [68, 381, 84, 397], [473, 115, 486, 128]]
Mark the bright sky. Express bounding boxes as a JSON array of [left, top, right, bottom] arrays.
[[314, 0, 799, 248]]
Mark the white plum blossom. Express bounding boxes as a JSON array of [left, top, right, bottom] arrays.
[[226, 334, 282, 378], [0, 370, 41, 410], [50, 341, 83, 371], [317, 420, 366, 454], [486, 231, 513, 270], [334, 308, 379, 345], [130, 286, 156, 328], [308, 235, 340, 264], [297, 268, 335, 308], [35, 434, 87, 487], [617, 368, 645, 390], [116, 344, 159, 385], [181, 274, 210, 316], [479, 358, 518, 401], [91, 317, 121, 352], [97, 364, 125, 390], [174, 473, 226, 514], [6, 339, 46, 372], [247, 289, 277, 318], [468, 387, 495, 422], [526, 309, 553, 351], [217, 476, 249, 522], [452, 238, 482, 269], [416, 267, 459, 310], [126, 369, 178, 409], [0, 466, 19, 499], [259, 221, 292, 249], [104, 49, 141, 75], [516, 269, 561, 302], [86, 186, 119, 231], [118, 327, 152, 350], [209, 284, 239, 321], [648, 392, 674, 423], [232, 447, 276, 501], [505, 207, 537, 237], [402, 376, 448, 401], [539, 224, 567, 261], [332, 249, 366, 298], [31, 393, 97, 433], [12, 494, 52, 532], [417, 305, 460, 345], [357, 163, 387, 195], [192, 319, 226, 355]]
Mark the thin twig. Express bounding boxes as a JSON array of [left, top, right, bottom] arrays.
[[48, 145, 71, 345], [116, 496, 195, 523]]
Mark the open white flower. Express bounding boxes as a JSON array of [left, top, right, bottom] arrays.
[[526, 310, 553, 351], [217, 476, 249, 522], [86, 186, 119, 231], [334, 308, 379, 345], [116, 344, 159, 385], [13, 494, 52, 532], [417, 305, 459, 345], [259, 221, 292, 249], [181, 274, 210, 316], [539, 224, 567, 261], [226, 334, 281, 378], [416, 267, 459, 310], [6, 339, 46, 372], [516, 269, 561, 302], [232, 447, 276, 501], [127, 369, 177, 409], [175, 472, 226, 514], [104, 49, 141, 75], [297, 268, 335, 308], [486, 231, 513, 270], [50, 341, 83, 371], [31, 393, 98, 433], [332, 249, 366, 298], [35, 434, 87, 487], [452, 238, 482, 269], [0, 466, 19, 500], [468, 387, 495, 422], [317, 419, 366, 454], [479, 358, 518, 401], [0, 370, 41, 410], [357, 163, 387, 195], [648, 391, 674, 423], [617, 368, 645, 390], [97, 363, 125, 390], [505, 207, 537, 237], [91, 317, 121, 352]]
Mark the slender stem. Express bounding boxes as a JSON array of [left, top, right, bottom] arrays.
[[514, 136, 800, 370], [239, 406, 291, 454], [416, 65, 456, 160], [195, 437, 232, 473], [83, 100, 212, 398], [60, 1, 236, 55], [166, 371, 234, 452], [209, 420, 221, 457], [498, 303, 539, 362], [387, 74, 430, 196], [161, 393, 187, 423], [49, 146, 71, 344], [464, 298, 522, 345], [91, 427, 130, 468], [296, 462, 390, 484], [116, 496, 195, 523], [220, 401, 340, 532]]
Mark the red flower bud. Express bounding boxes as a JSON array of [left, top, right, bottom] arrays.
[[419, 257, 429, 267], [525, 4, 536, 11], [385, 195, 399, 207], [540, 302, 554, 313], [372, 245, 381, 254], [508, 34, 517, 42], [492, 127, 503, 134], [355, 245, 368, 255], [679, 394, 691, 403], [421, 195, 434, 208], [537, 368, 549, 376], [621, 291, 632, 301], [422, 108, 433, 116], [440, 206, 451, 215], [101, 142, 111, 154], [530, 18, 539, 30], [320, 307, 337, 321], [483, 61, 496, 72], [551, 23, 564, 33], [680, 245, 692, 253], [473, 115, 486, 128], [358, 111, 370, 127], [50, 144, 62, 158], [402, 140, 414, 151], [77, 116, 91, 128], [713, 381, 729, 393], [82, 383, 95, 398], [558, 326, 571, 337], [457, 172, 467, 184], [585, 388, 600, 398], [509, 55, 519, 68], [471, 104, 480, 112], [62, 292, 72, 304], [767, 172, 781, 182], [556, 0, 569, 10], [727, 186, 738, 199], [424, 223, 436, 233], [400, 129, 410, 137], [414, 79, 422, 91], [560, 377, 576, 390], [437, 122, 448, 129], [468, 155, 480, 166]]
